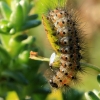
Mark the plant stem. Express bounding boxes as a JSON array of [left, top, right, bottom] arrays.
[[30, 51, 100, 72], [81, 62, 100, 72]]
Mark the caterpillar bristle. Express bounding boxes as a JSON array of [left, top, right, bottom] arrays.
[[42, 0, 86, 89], [72, 75, 82, 86]]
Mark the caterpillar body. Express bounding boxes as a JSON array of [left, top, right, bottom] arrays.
[[42, 0, 85, 89]]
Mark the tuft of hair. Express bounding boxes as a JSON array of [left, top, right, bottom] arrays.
[[42, 0, 87, 89]]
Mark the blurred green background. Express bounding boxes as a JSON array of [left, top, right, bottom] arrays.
[[0, 0, 100, 100]]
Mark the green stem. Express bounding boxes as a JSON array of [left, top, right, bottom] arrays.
[[81, 62, 100, 72], [29, 56, 50, 62], [30, 52, 100, 72]]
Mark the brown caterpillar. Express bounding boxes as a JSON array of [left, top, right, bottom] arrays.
[[42, 0, 85, 89]]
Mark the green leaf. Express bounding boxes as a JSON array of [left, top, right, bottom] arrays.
[[0, 45, 11, 64], [19, 0, 29, 20], [14, 34, 28, 42], [9, 28, 16, 34], [97, 74, 100, 84], [0, 24, 8, 33], [11, 0, 20, 10], [21, 36, 35, 45], [1, 70, 28, 85], [85, 91, 100, 100], [6, 91, 19, 100], [8, 34, 24, 56], [27, 14, 38, 20], [10, 3, 24, 31], [0, 34, 11, 49], [21, 20, 41, 31], [18, 50, 29, 63], [0, 19, 10, 33], [0, 1, 12, 20], [0, 19, 9, 25], [63, 89, 83, 100]]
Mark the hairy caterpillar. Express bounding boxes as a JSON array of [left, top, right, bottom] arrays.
[[42, 0, 85, 89]]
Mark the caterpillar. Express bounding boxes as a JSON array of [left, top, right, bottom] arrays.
[[42, 0, 85, 89]]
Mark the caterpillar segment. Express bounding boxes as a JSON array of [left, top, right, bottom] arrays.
[[42, 5, 83, 88]]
